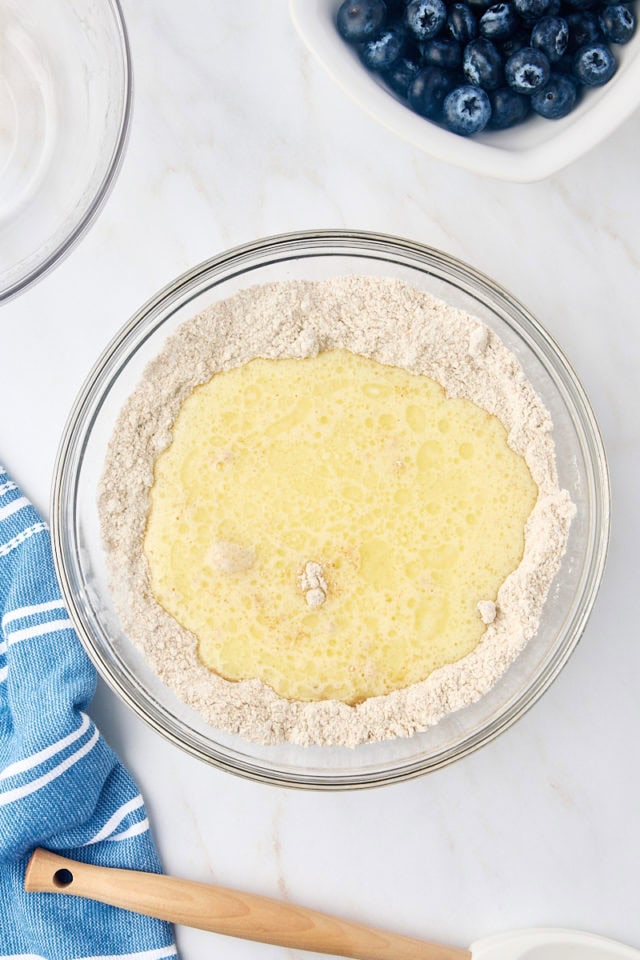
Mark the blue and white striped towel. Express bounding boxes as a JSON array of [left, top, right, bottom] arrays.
[[0, 468, 178, 960]]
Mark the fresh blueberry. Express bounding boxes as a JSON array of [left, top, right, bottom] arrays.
[[500, 30, 530, 57], [384, 56, 423, 95], [531, 16, 569, 61], [505, 46, 551, 92], [421, 38, 464, 67], [599, 4, 636, 42], [405, 0, 447, 40], [408, 66, 459, 117], [573, 41, 617, 84], [447, 3, 478, 42], [443, 84, 492, 133], [565, 11, 602, 51], [337, 0, 388, 42], [488, 86, 530, 126], [463, 37, 504, 89], [531, 73, 578, 115], [513, 0, 555, 20], [337, 0, 629, 135], [360, 25, 407, 69], [480, 3, 519, 39]]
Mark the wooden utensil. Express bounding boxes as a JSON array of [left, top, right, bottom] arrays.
[[25, 847, 466, 960], [26, 849, 640, 960]]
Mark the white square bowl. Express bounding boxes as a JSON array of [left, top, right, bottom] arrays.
[[290, 0, 640, 181]]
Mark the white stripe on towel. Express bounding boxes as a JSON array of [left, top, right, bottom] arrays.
[[75, 946, 178, 960], [0, 726, 99, 806], [86, 794, 145, 845], [0, 480, 17, 497], [0, 954, 48, 959], [107, 817, 150, 843], [0, 666, 7, 683], [0, 497, 29, 522], [0, 713, 91, 783], [7, 617, 74, 646], [0, 521, 48, 557], [2, 598, 66, 629]]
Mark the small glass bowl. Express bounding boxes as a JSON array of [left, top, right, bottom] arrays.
[[0, 0, 131, 302], [52, 231, 610, 789]]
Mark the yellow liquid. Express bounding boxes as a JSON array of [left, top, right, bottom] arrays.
[[145, 350, 538, 705]]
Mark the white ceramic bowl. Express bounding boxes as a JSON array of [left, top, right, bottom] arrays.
[[290, 0, 640, 181]]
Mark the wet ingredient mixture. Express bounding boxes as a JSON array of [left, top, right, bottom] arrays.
[[145, 350, 537, 705]]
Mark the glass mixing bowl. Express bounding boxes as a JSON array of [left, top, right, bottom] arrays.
[[0, 0, 131, 302], [52, 231, 610, 789]]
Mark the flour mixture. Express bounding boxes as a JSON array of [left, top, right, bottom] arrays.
[[99, 277, 575, 747]]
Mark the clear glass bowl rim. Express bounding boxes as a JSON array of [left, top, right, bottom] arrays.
[[51, 229, 611, 790], [0, 0, 133, 304]]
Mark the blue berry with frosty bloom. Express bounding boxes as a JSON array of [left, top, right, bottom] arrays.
[[506, 46, 551, 92], [565, 11, 602, 51], [405, 0, 447, 39], [447, 3, 478, 42], [443, 84, 492, 134], [599, 4, 636, 42], [385, 56, 422, 95], [480, 3, 519, 40], [531, 16, 569, 61], [513, 0, 555, 21], [463, 37, 504, 89], [421, 38, 463, 67], [488, 86, 530, 126], [408, 66, 458, 118], [531, 73, 578, 116], [337, 0, 388, 42], [360, 25, 406, 69], [573, 41, 617, 84]]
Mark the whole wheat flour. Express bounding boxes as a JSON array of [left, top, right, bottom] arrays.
[[99, 277, 575, 747]]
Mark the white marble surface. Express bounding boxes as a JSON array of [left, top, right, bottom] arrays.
[[2, 3, 640, 957]]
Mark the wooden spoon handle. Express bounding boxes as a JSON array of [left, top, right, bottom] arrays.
[[25, 848, 469, 960]]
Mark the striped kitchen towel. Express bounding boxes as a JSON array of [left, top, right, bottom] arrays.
[[0, 467, 178, 960]]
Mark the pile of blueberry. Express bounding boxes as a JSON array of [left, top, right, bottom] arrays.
[[336, 0, 636, 135]]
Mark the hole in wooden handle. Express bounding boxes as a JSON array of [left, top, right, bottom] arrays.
[[53, 868, 74, 888]]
